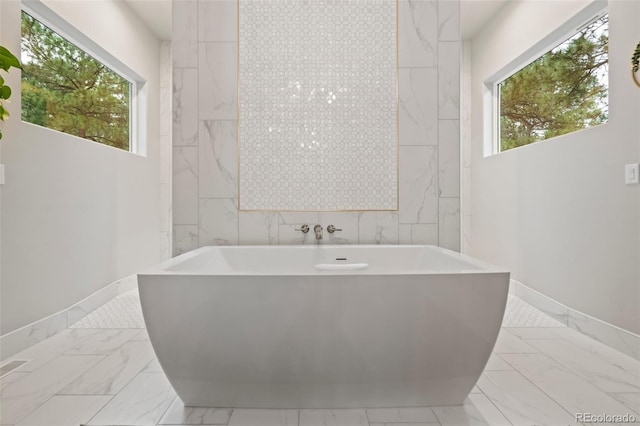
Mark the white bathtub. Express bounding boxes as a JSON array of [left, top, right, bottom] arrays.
[[138, 245, 509, 408]]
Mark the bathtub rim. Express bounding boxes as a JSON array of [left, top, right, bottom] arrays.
[[139, 244, 510, 276]]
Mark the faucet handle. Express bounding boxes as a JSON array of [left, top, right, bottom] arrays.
[[295, 224, 309, 233], [327, 225, 342, 233]]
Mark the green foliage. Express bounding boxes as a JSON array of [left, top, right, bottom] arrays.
[[633, 42, 640, 73], [0, 46, 21, 71], [21, 11, 130, 150], [0, 45, 22, 140], [500, 16, 609, 152]]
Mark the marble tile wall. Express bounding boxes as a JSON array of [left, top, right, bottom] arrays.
[[172, 0, 461, 255], [461, 41, 472, 254], [160, 41, 173, 259]]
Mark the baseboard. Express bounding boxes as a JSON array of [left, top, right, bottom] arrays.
[[0, 274, 137, 361], [510, 279, 640, 361]]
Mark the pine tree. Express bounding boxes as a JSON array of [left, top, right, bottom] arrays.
[[499, 16, 608, 151], [21, 12, 130, 150]]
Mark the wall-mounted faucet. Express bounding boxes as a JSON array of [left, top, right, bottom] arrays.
[[327, 225, 342, 234], [314, 224, 323, 240], [295, 224, 309, 234]]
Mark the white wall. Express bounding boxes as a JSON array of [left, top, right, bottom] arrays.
[[468, 0, 640, 334], [0, 0, 163, 334]]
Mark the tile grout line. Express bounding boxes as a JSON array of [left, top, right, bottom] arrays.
[[497, 352, 588, 425], [475, 377, 516, 426], [154, 393, 178, 426], [5, 353, 108, 425]]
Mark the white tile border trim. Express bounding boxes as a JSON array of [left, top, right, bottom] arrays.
[[0, 274, 138, 361], [510, 279, 640, 360]]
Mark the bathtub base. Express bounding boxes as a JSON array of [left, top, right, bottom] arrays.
[[178, 379, 472, 408]]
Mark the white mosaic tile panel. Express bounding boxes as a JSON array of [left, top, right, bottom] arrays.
[[502, 295, 566, 328], [239, 0, 398, 211], [69, 290, 145, 329]]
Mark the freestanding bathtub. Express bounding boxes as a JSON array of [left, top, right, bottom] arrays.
[[138, 245, 509, 408]]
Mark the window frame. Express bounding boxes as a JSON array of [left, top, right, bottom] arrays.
[[482, 0, 608, 157], [20, 0, 146, 155]]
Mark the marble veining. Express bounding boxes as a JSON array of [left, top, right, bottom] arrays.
[[159, 397, 232, 424], [239, 212, 279, 245], [551, 327, 640, 372], [484, 354, 514, 371], [399, 68, 438, 146], [61, 340, 156, 395], [501, 353, 639, 417], [366, 407, 437, 423], [437, 41, 461, 120], [511, 280, 640, 361], [437, 0, 460, 42], [477, 371, 580, 426], [610, 392, 640, 414], [199, 120, 238, 199], [63, 329, 141, 354], [14, 394, 112, 426], [438, 120, 460, 198], [0, 312, 68, 362], [399, 146, 438, 224], [0, 372, 29, 393], [431, 393, 511, 425], [399, 0, 438, 67], [299, 409, 368, 426], [492, 329, 539, 354], [228, 409, 298, 426], [0, 355, 104, 424], [173, 225, 199, 256], [197, 0, 236, 42], [569, 310, 640, 361], [438, 198, 460, 251], [528, 339, 640, 393], [87, 372, 176, 425], [173, 68, 199, 147], [399, 223, 438, 245], [172, 0, 198, 67], [173, 147, 199, 225], [199, 198, 239, 245], [199, 42, 237, 120], [358, 211, 399, 245], [3, 329, 98, 373]]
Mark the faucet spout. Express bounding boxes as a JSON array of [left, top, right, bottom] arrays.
[[314, 224, 323, 240]]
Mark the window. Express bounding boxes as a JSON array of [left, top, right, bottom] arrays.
[[497, 14, 608, 152], [21, 10, 133, 151]]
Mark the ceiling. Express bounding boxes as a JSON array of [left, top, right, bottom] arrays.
[[123, 0, 172, 41], [461, 0, 511, 40], [122, 0, 510, 43]]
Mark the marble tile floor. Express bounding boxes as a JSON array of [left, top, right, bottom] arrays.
[[1, 293, 638, 426]]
